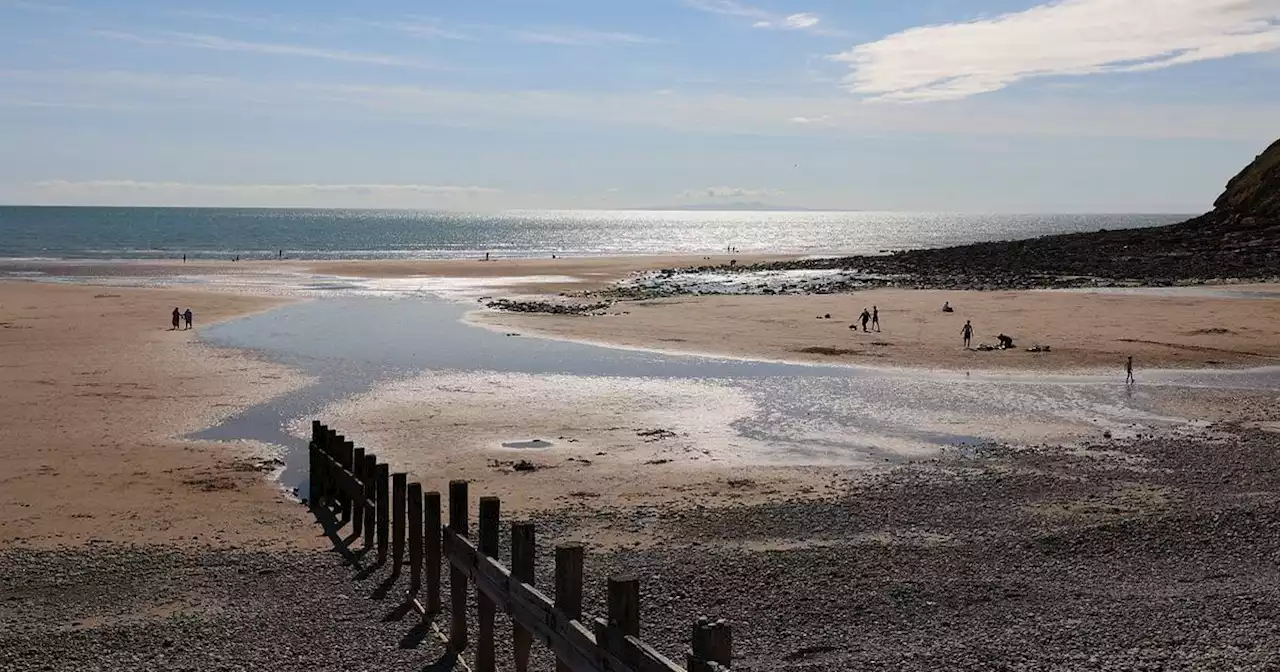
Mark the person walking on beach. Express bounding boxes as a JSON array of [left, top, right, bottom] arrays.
[[859, 308, 871, 332], [1126, 356, 1135, 384], [183, 308, 193, 330], [171, 307, 181, 331], [962, 320, 973, 349], [871, 306, 880, 332]]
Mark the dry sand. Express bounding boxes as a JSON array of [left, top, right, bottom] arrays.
[[0, 282, 319, 548], [473, 287, 1280, 372]]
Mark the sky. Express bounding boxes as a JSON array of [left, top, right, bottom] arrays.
[[1, 0, 1278, 212]]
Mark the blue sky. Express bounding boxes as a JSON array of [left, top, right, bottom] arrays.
[[1, 0, 1277, 211]]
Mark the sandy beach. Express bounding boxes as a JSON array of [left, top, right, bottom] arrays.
[[0, 282, 317, 548], [474, 286, 1280, 371], [4, 258, 1280, 670]]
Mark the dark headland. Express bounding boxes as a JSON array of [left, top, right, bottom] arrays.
[[701, 137, 1280, 291]]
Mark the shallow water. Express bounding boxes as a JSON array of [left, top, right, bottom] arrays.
[[198, 296, 1280, 496]]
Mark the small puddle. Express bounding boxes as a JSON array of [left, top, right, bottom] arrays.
[[501, 439, 554, 449]]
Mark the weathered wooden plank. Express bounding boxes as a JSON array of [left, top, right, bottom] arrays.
[[361, 454, 376, 549], [448, 480, 469, 651], [687, 618, 731, 672], [392, 472, 407, 571], [555, 544, 585, 672], [444, 530, 510, 608], [476, 496, 500, 672], [308, 422, 323, 505], [443, 531, 682, 672], [507, 583, 600, 672], [408, 482, 423, 593], [424, 490, 442, 614], [339, 439, 354, 522], [376, 463, 390, 563], [511, 522, 535, 672], [599, 577, 640, 656], [350, 447, 365, 537]]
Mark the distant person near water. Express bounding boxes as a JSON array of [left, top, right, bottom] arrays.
[[962, 320, 973, 348], [859, 308, 871, 332], [484, 252, 490, 261], [1126, 356, 1135, 384], [871, 306, 880, 332], [183, 308, 193, 330], [171, 307, 180, 331]]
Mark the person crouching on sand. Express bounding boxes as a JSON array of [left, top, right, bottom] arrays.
[[171, 307, 181, 331]]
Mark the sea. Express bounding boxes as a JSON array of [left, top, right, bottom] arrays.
[[0, 207, 1188, 261]]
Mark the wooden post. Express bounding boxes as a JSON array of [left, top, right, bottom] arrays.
[[308, 421, 322, 505], [330, 430, 345, 514], [425, 490, 442, 614], [511, 522, 535, 672], [362, 454, 376, 549], [392, 473, 407, 571], [554, 544, 585, 672], [599, 577, 640, 656], [688, 618, 732, 672], [376, 463, 390, 564], [340, 439, 355, 523], [476, 497, 500, 672], [315, 425, 330, 506], [448, 480, 469, 650], [408, 482, 423, 593], [351, 447, 365, 538]]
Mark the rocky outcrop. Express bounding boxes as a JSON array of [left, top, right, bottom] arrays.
[[1212, 138, 1280, 221]]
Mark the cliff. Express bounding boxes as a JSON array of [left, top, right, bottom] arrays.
[[1210, 138, 1280, 222]]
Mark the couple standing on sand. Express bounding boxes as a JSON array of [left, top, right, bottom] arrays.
[[171, 307, 193, 331], [858, 306, 880, 332]]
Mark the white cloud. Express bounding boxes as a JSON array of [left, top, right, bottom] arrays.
[[95, 30, 447, 69], [680, 186, 782, 200], [23, 181, 500, 208], [6, 68, 1279, 142], [687, 0, 835, 34], [788, 114, 831, 124], [364, 17, 473, 41], [832, 0, 1280, 102], [508, 27, 659, 46]]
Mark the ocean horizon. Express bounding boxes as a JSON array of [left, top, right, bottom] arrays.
[[0, 206, 1191, 262]]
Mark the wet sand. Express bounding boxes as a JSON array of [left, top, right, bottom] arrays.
[[474, 287, 1280, 372], [0, 282, 317, 548], [308, 371, 847, 519]]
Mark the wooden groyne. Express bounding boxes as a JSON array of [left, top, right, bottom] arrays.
[[309, 421, 732, 672]]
